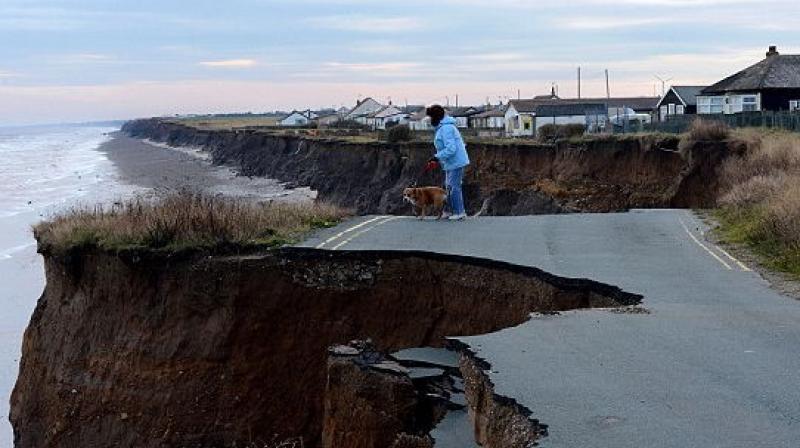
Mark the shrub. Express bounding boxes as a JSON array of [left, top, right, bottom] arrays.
[[536, 123, 586, 142], [328, 119, 369, 130], [35, 192, 349, 253], [386, 124, 413, 143]]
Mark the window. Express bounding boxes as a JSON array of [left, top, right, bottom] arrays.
[[791, 100, 800, 112], [660, 105, 669, 119], [742, 95, 758, 112], [524, 121, 531, 131], [676, 105, 685, 115], [668, 104, 676, 115]]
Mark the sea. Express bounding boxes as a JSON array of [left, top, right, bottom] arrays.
[[0, 124, 135, 446]]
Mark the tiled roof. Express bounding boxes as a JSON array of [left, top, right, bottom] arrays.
[[704, 52, 800, 94]]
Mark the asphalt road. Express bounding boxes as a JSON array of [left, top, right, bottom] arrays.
[[301, 210, 800, 448]]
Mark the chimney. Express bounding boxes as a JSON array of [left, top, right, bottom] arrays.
[[767, 46, 779, 57]]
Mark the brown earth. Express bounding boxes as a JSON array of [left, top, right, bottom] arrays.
[[122, 119, 737, 215], [10, 247, 639, 448]]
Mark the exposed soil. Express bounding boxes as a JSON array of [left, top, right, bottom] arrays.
[[11, 247, 640, 448], [122, 119, 736, 215]]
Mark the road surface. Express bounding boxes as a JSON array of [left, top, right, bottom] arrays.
[[302, 210, 800, 448]]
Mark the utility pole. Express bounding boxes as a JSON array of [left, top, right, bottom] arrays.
[[577, 67, 581, 99], [456, 94, 459, 107], [517, 89, 521, 100], [605, 70, 611, 99]]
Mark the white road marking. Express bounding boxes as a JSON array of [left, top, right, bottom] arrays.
[[315, 216, 386, 249], [331, 216, 405, 250], [679, 217, 732, 270], [711, 242, 753, 272]]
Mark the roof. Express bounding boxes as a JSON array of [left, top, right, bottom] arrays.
[[659, 86, 706, 107], [368, 105, 405, 119], [446, 106, 479, 117], [280, 110, 313, 120], [472, 107, 506, 118], [534, 103, 607, 117], [703, 50, 800, 94], [509, 97, 658, 114]]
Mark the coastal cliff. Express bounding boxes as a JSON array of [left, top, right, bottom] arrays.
[[11, 246, 639, 447], [122, 119, 737, 215]]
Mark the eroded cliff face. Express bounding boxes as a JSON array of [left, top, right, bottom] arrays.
[[11, 247, 640, 447], [122, 119, 734, 215]]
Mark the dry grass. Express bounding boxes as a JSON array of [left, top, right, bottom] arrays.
[[679, 119, 730, 154], [716, 130, 800, 275], [174, 116, 282, 131], [35, 193, 349, 254]]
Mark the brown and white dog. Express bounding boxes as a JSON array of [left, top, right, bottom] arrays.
[[403, 186, 448, 220]]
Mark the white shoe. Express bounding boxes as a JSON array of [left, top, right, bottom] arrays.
[[448, 213, 467, 221]]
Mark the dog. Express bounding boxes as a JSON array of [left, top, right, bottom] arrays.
[[402, 186, 448, 220]]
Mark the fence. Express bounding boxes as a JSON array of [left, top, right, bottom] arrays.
[[645, 111, 800, 134]]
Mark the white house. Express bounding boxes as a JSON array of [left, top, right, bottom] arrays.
[[366, 105, 410, 130], [345, 97, 384, 124], [279, 110, 317, 127], [505, 100, 538, 136], [447, 107, 479, 128], [470, 107, 506, 130], [408, 108, 431, 131]]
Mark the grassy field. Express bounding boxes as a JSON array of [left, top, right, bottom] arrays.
[[173, 115, 282, 130], [35, 193, 349, 254]]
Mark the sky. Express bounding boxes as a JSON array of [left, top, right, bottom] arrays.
[[0, 0, 798, 125]]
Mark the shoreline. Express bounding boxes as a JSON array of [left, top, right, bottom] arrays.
[[97, 133, 315, 203]]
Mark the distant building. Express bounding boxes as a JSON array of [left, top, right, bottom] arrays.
[[656, 86, 706, 121], [408, 108, 431, 131], [698, 46, 800, 114], [505, 95, 658, 137], [345, 97, 384, 124], [534, 103, 608, 134], [314, 113, 341, 127], [279, 110, 317, 126], [447, 106, 480, 128], [470, 106, 506, 130], [366, 105, 409, 130]]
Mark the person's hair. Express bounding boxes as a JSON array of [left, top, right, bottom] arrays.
[[426, 105, 446, 126]]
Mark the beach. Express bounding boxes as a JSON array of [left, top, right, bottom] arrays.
[[98, 133, 315, 202], [0, 126, 312, 446]]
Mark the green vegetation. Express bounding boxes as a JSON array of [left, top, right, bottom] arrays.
[[386, 124, 413, 143], [714, 129, 800, 277], [173, 115, 282, 130], [35, 193, 349, 254]]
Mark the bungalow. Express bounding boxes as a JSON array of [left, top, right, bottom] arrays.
[[345, 97, 384, 124], [314, 113, 341, 127], [447, 106, 480, 128], [407, 108, 431, 131], [534, 103, 608, 134], [279, 110, 317, 127], [470, 106, 506, 130], [366, 105, 409, 130], [656, 86, 706, 121], [505, 100, 538, 136], [698, 46, 800, 114]]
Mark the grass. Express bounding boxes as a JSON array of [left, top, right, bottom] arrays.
[[714, 129, 800, 277], [174, 116, 282, 131], [35, 193, 349, 254]]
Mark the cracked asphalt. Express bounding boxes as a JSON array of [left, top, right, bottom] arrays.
[[301, 210, 800, 447]]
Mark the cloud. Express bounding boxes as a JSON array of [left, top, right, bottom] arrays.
[[199, 59, 258, 68], [307, 15, 425, 32]]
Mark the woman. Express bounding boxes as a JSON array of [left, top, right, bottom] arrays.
[[426, 105, 470, 221]]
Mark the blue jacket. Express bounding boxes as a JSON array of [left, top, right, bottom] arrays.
[[433, 116, 470, 171]]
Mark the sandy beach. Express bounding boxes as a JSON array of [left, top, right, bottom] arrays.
[[98, 133, 315, 202]]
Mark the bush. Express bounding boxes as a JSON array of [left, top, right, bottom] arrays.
[[386, 124, 413, 143], [35, 192, 349, 253], [715, 130, 800, 275], [537, 123, 586, 142], [328, 119, 369, 130]]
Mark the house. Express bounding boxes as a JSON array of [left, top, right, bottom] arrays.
[[279, 110, 317, 127], [602, 97, 659, 121], [698, 46, 800, 115], [408, 108, 431, 131], [447, 106, 480, 128], [470, 106, 506, 130], [656, 86, 706, 121], [365, 105, 409, 130], [534, 103, 608, 134], [345, 97, 384, 124], [505, 100, 538, 136]]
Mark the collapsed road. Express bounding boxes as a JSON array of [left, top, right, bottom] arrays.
[[302, 210, 800, 448]]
